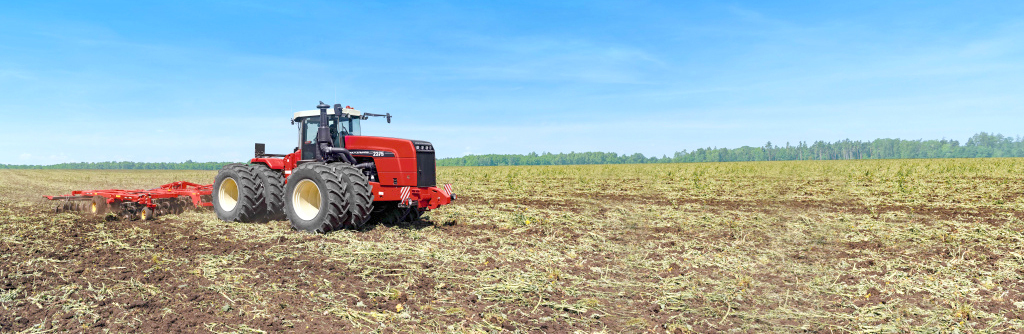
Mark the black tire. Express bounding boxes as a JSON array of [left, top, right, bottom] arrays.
[[333, 163, 374, 229], [251, 164, 286, 222], [213, 163, 265, 223], [284, 163, 349, 233]]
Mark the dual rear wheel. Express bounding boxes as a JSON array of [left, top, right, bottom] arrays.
[[213, 162, 374, 233]]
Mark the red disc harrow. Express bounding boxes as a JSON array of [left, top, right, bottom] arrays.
[[46, 181, 213, 220]]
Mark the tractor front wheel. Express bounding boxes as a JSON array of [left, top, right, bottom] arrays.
[[284, 163, 349, 233], [333, 163, 373, 230]]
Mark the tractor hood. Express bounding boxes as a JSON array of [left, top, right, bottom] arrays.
[[343, 136, 432, 157], [344, 136, 436, 187]]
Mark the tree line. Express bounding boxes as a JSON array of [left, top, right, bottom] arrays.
[[0, 160, 235, 170], [438, 132, 1024, 166], [2, 132, 1021, 169]]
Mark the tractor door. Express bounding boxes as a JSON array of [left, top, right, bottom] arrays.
[[299, 116, 343, 160], [296, 114, 360, 160]]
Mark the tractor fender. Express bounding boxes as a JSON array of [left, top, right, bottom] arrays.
[[250, 157, 286, 170]]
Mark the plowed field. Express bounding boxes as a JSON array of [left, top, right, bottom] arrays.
[[2, 159, 1024, 332]]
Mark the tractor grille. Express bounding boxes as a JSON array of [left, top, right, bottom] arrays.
[[413, 140, 436, 187]]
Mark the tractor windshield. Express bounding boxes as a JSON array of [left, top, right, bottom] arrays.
[[300, 115, 361, 148], [338, 115, 361, 137]]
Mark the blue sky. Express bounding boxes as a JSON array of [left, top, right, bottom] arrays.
[[1, 1, 1022, 164]]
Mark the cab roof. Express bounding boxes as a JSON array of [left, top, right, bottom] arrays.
[[292, 107, 362, 121]]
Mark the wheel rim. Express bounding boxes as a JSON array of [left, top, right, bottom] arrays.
[[141, 209, 147, 220], [218, 177, 239, 211], [292, 179, 321, 221], [91, 202, 97, 214]]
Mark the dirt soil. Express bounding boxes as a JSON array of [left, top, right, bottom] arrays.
[[2, 204, 687, 333], [2, 161, 1024, 333]]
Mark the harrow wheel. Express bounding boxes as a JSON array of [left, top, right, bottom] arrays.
[[90, 196, 109, 216], [212, 164, 265, 223], [140, 207, 154, 221]]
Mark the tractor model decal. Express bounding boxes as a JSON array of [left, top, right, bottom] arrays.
[[349, 150, 395, 157]]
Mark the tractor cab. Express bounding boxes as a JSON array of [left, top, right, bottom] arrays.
[[293, 107, 363, 160]]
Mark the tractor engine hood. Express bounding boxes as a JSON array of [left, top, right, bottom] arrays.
[[343, 136, 433, 156], [344, 136, 437, 187]]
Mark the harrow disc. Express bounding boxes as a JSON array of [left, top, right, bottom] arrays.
[[54, 201, 72, 213]]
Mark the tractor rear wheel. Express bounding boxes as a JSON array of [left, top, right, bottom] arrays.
[[251, 164, 286, 222], [284, 162, 349, 233], [333, 163, 373, 229], [213, 163, 265, 223]]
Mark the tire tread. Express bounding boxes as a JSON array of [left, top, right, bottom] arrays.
[[251, 164, 286, 221], [332, 163, 374, 229]]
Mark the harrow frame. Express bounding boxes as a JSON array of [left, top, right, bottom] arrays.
[[46, 181, 213, 220]]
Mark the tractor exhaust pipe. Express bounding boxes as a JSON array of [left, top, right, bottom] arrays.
[[314, 101, 357, 165]]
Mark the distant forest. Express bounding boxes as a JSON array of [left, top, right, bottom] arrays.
[[437, 132, 1024, 166], [0, 160, 233, 170], [2, 132, 1022, 169]]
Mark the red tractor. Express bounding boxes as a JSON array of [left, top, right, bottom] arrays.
[[212, 102, 455, 232]]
